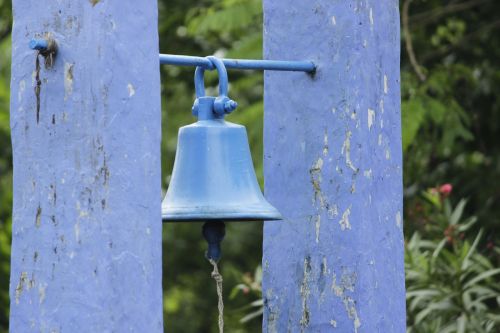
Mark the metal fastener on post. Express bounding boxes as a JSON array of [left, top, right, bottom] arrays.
[[29, 38, 58, 68], [29, 39, 49, 51]]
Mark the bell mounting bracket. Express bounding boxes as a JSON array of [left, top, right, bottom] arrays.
[[192, 56, 238, 117]]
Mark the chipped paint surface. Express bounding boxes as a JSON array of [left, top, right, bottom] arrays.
[[9, 1, 163, 331], [300, 257, 312, 329], [64, 62, 73, 100], [331, 270, 361, 332], [127, 83, 135, 97], [339, 206, 352, 230], [263, 1, 405, 332], [396, 211, 402, 228], [367, 108, 375, 130], [342, 131, 358, 172]]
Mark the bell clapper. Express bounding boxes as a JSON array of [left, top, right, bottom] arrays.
[[202, 221, 226, 262], [203, 221, 226, 332]]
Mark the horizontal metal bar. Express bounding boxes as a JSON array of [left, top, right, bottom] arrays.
[[159, 54, 316, 73], [28, 39, 316, 73]]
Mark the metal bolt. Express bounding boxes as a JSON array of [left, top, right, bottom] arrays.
[[224, 100, 238, 113], [29, 39, 49, 51]]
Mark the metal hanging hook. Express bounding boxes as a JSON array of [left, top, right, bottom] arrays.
[[194, 56, 228, 98], [193, 56, 238, 117]]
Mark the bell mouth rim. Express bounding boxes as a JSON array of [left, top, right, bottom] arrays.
[[162, 211, 283, 223]]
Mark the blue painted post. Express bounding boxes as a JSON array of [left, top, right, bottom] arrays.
[[9, 1, 163, 331], [263, 1, 405, 332]]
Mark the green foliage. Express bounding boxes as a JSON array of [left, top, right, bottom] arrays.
[[406, 192, 500, 332], [230, 265, 263, 323], [0, 4, 11, 329], [402, 65, 473, 153]]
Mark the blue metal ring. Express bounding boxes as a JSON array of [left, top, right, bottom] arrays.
[[194, 56, 229, 98]]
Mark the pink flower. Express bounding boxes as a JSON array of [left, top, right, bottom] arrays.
[[439, 184, 453, 196]]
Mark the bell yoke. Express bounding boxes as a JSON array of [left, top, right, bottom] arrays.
[[161, 56, 282, 261]]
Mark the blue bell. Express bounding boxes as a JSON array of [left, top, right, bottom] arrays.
[[162, 57, 281, 260], [161, 95, 282, 222]]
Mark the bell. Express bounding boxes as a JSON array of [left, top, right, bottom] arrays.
[[162, 57, 281, 261], [161, 96, 282, 222]]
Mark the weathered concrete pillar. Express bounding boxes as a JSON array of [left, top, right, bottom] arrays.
[[262, 1, 405, 332], [9, 1, 163, 331]]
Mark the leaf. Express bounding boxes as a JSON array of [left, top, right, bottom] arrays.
[[402, 98, 426, 151], [457, 314, 467, 333], [461, 229, 483, 270], [464, 268, 500, 290], [240, 307, 263, 323], [450, 199, 467, 225]]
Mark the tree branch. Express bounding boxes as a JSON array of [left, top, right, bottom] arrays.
[[403, 0, 427, 82], [409, 0, 492, 26]]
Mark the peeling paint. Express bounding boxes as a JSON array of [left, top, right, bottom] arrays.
[[64, 63, 74, 100], [363, 169, 372, 179], [367, 108, 375, 130], [314, 215, 321, 243], [127, 83, 135, 97], [341, 131, 357, 172], [15, 272, 28, 304], [35, 205, 41, 228], [331, 271, 361, 332], [331, 16, 337, 25], [396, 211, 402, 228], [339, 206, 352, 230], [38, 283, 46, 304], [310, 157, 324, 206], [18, 80, 25, 102], [369, 8, 374, 25], [265, 288, 279, 333], [313, 157, 323, 171], [384, 75, 388, 94], [323, 130, 329, 156], [89, 0, 100, 6], [300, 257, 312, 330], [327, 204, 338, 218], [74, 221, 80, 243]]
